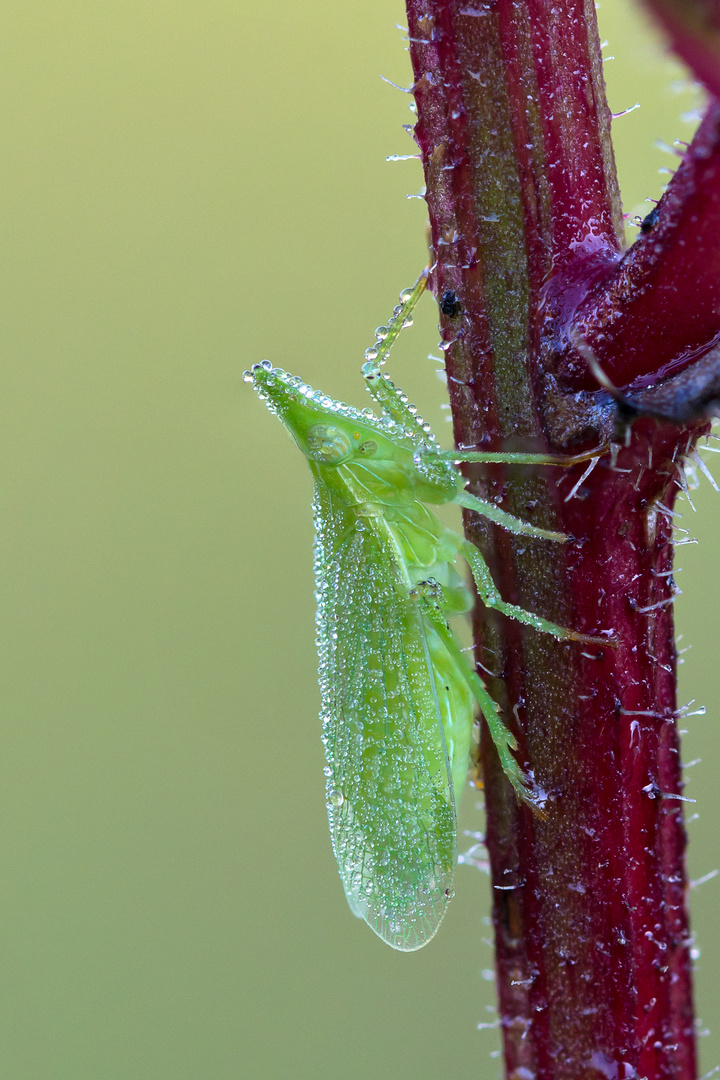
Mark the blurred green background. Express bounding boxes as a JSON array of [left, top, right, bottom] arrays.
[[0, 1, 717, 1077]]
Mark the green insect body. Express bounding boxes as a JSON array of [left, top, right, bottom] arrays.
[[244, 271, 597, 951]]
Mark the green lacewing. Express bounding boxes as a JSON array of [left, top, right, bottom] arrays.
[[245, 271, 601, 950]]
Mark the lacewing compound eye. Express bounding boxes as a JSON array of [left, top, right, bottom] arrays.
[[306, 424, 353, 463]]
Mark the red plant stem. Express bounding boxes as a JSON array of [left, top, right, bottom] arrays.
[[475, 426, 701, 1080], [404, 1, 707, 1076], [560, 102, 720, 392]]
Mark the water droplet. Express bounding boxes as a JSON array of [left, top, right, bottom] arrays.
[[328, 789, 344, 808], [374, 325, 389, 340], [399, 287, 413, 304], [242, 370, 253, 383]]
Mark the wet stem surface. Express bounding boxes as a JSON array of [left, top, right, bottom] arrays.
[[403, 0, 720, 1075]]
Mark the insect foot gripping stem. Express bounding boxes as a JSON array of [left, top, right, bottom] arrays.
[[244, 271, 611, 947], [463, 537, 614, 647]]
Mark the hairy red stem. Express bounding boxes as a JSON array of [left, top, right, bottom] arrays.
[[404, 1, 714, 1076], [560, 102, 720, 392]]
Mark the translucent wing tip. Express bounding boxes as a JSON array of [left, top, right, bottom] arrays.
[[350, 891, 450, 952]]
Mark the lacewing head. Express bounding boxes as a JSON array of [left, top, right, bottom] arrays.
[[244, 360, 423, 466]]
